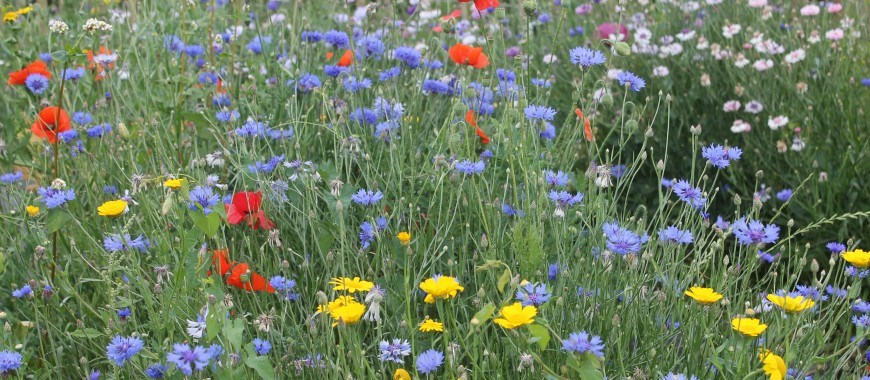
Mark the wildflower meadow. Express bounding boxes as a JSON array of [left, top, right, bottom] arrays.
[[2, 0, 870, 379]]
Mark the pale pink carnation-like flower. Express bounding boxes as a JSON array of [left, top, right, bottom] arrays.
[[800, 4, 820, 16], [753, 59, 774, 71], [722, 24, 741, 39], [768, 115, 789, 130], [731, 120, 752, 133], [825, 28, 845, 41], [827, 3, 843, 13], [784, 49, 805, 64], [723, 100, 741, 112], [652, 66, 670, 77], [748, 0, 767, 8]]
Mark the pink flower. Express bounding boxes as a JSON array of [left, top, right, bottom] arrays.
[[597, 23, 629, 41], [825, 28, 844, 41], [731, 120, 751, 133], [723, 100, 741, 112], [800, 4, 820, 16], [826, 3, 842, 13], [747, 0, 767, 8], [753, 59, 774, 71]]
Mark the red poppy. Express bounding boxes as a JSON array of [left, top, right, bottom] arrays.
[[458, 0, 500, 11], [325, 52, 334, 60], [433, 10, 462, 32], [576, 108, 594, 142], [31, 106, 71, 144], [465, 110, 490, 144], [211, 249, 275, 293], [7, 60, 51, 86], [85, 46, 115, 80], [225, 191, 275, 230], [337, 49, 353, 67], [448, 43, 490, 69]]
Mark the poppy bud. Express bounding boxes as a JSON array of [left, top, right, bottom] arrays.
[[626, 119, 638, 131], [440, 17, 456, 33], [601, 93, 614, 106], [522, 0, 538, 16], [613, 42, 631, 56]]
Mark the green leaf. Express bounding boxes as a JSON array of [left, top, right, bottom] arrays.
[[572, 352, 604, 380], [497, 268, 511, 294], [191, 210, 221, 237], [69, 328, 103, 339], [223, 319, 245, 351], [245, 355, 276, 380], [471, 303, 496, 326], [206, 304, 226, 341], [526, 324, 550, 350], [161, 196, 175, 215], [45, 209, 74, 234]]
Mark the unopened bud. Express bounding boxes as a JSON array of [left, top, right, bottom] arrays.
[[614, 42, 631, 56], [522, 0, 538, 16]]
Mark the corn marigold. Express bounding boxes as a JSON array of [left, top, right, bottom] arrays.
[[493, 302, 537, 329], [684, 287, 723, 305], [419, 275, 464, 303]]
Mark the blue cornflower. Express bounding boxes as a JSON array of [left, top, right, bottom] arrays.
[[658, 226, 694, 245], [89, 370, 100, 380], [205, 344, 223, 361], [63, 67, 86, 81], [611, 164, 627, 179], [539, 122, 557, 140], [323, 64, 351, 77], [301, 30, 323, 43], [425, 59, 443, 69], [87, 123, 112, 138], [561, 331, 605, 357], [164, 35, 185, 53], [117, 308, 131, 321], [0, 351, 22, 376], [351, 189, 384, 206], [827, 242, 846, 253], [37, 186, 76, 208], [497, 68, 517, 83], [25, 73, 49, 95], [12, 285, 32, 299], [378, 339, 411, 363], [267, 127, 294, 140], [294, 73, 322, 93], [701, 144, 742, 168], [58, 129, 79, 144], [378, 67, 402, 81], [167, 344, 210, 376], [212, 93, 231, 108], [796, 285, 828, 302], [323, 30, 350, 48], [732, 218, 779, 246], [359, 221, 375, 250], [548, 190, 584, 208], [0, 171, 23, 184], [198, 72, 219, 85], [568, 46, 606, 68], [103, 185, 117, 195], [825, 285, 847, 299], [671, 180, 706, 209], [39, 52, 53, 64], [852, 300, 870, 314], [182, 44, 206, 58], [376, 216, 388, 231], [393, 46, 421, 68], [344, 76, 372, 93], [715, 216, 730, 230], [103, 234, 151, 253], [524, 105, 556, 121], [455, 160, 486, 175], [236, 119, 267, 137], [501, 203, 525, 217], [661, 374, 699, 380], [145, 363, 168, 379], [350, 108, 378, 125], [422, 79, 452, 95], [374, 97, 404, 120], [531, 77, 552, 88], [516, 282, 552, 306], [73, 111, 94, 125], [248, 155, 285, 173], [776, 189, 793, 202], [106, 335, 144, 366], [616, 71, 646, 91], [853, 315, 870, 328], [757, 250, 777, 263], [269, 276, 298, 301], [356, 36, 385, 59], [188, 186, 220, 214], [603, 222, 648, 255], [548, 263, 559, 281], [246, 36, 271, 54], [545, 170, 570, 187], [252, 338, 271, 355], [216, 110, 240, 123], [415, 349, 444, 375]]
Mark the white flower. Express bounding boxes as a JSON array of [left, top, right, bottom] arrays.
[[634, 27, 653, 44], [676, 30, 696, 41], [700, 73, 711, 87], [187, 319, 206, 339], [542, 54, 558, 64], [784, 49, 805, 64], [748, 0, 767, 7], [791, 137, 806, 151], [722, 24, 742, 39], [49, 19, 69, 34], [730, 120, 752, 133], [734, 54, 750, 68], [652, 66, 670, 77], [745, 101, 764, 114], [767, 116, 789, 130], [696, 37, 709, 50], [82, 18, 113, 33]]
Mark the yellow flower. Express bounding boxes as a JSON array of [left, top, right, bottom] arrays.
[[318, 296, 365, 326], [684, 287, 723, 305], [2, 12, 18, 22], [163, 178, 184, 190], [26, 205, 40, 217], [419, 318, 444, 332], [759, 350, 787, 380], [841, 249, 870, 268], [393, 368, 411, 380], [397, 231, 411, 245], [419, 275, 464, 303], [97, 200, 128, 217], [16, 6, 33, 15], [731, 317, 767, 337], [493, 302, 537, 329], [329, 277, 374, 293], [766, 294, 815, 313]]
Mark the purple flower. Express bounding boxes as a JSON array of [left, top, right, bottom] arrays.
[[252, 338, 271, 355], [359, 222, 375, 250], [415, 349, 444, 374], [37, 186, 76, 208], [545, 170, 570, 187], [351, 189, 384, 206], [548, 263, 559, 281], [378, 339, 411, 363], [671, 180, 706, 209], [323, 30, 350, 48], [616, 71, 646, 91], [166, 343, 210, 376], [826, 242, 846, 253], [776, 189, 793, 202], [603, 222, 648, 255], [106, 335, 144, 366], [548, 190, 584, 208], [524, 104, 556, 121], [825, 285, 847, 298], [0, 171, 23, 184], [12, 285, 32, 299], [516, 282, 552, 306], [701, 144, 742, 168], [188, 186, 220, 214], [561, 331, 605, 357], [732, 218, 779, 246], [25, 73, 49, 95], [0, 350, 22, 375], [455, 160, 486, 175], [393, 46, 421, 68]]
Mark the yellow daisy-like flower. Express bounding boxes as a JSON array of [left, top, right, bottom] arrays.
[[163, 178, 184, 190], [329, 277, 374, 293], [731, 317, 768, 337], [318, 296, 365, 326], [419, 275, 464, 303], [16, 6, 33, 15], [397, 231, 411, 245], [393, 368, 411, 380], [418, 318, 444, 332], [766, 294, 815, 313], [97, 200, 128, 217], [26, 205, 40, 217], [493, 302, 537, 329], [759, 350, 787, 380], [841, 249, 870, 268], [3, 11, 19, 22], [684, 286, 723, 305]]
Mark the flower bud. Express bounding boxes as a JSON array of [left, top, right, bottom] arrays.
[[614, 42, 631, 56]]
